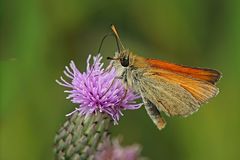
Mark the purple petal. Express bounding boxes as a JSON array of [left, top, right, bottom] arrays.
[[57, 54, 142, 123]]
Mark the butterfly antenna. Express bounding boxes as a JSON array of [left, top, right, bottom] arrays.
[[98, 32, 121, 53], [111, 24, 125, 50]]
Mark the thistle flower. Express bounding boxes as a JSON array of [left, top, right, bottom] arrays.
[[96, 138, 144, 160], [54, 54, 143, 160], [56, 54, 142, 123]]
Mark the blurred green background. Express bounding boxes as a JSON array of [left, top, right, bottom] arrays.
[[1, 0, 240, 160]]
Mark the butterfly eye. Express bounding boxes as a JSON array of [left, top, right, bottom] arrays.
[[120, 56, 129, 67]]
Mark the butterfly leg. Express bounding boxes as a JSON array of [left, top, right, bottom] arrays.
[[102, 75, 124, 97], [118, 87, 128, 105], [142, 97, 166, 130], [116, 70, 129, 104]]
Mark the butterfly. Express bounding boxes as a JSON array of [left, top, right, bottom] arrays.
[[107, 25, 222, 129]]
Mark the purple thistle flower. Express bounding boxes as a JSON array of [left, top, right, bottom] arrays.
[[56, 54, 142, 123], [95, 138, 143, 160]]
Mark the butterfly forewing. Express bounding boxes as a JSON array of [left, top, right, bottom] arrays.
[[147, 59, 221, 84], [136, 58, 221, 117]]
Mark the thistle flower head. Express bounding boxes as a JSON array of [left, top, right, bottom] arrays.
[[56, 54, 142, 123], [96, 138, 143, 160]]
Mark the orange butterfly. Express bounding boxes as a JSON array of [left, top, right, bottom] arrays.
[[108, 25, 221, 130]]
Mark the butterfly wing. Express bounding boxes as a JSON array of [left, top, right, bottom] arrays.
[[138, 59, 221, 117], [147, 59, 221, 84]]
